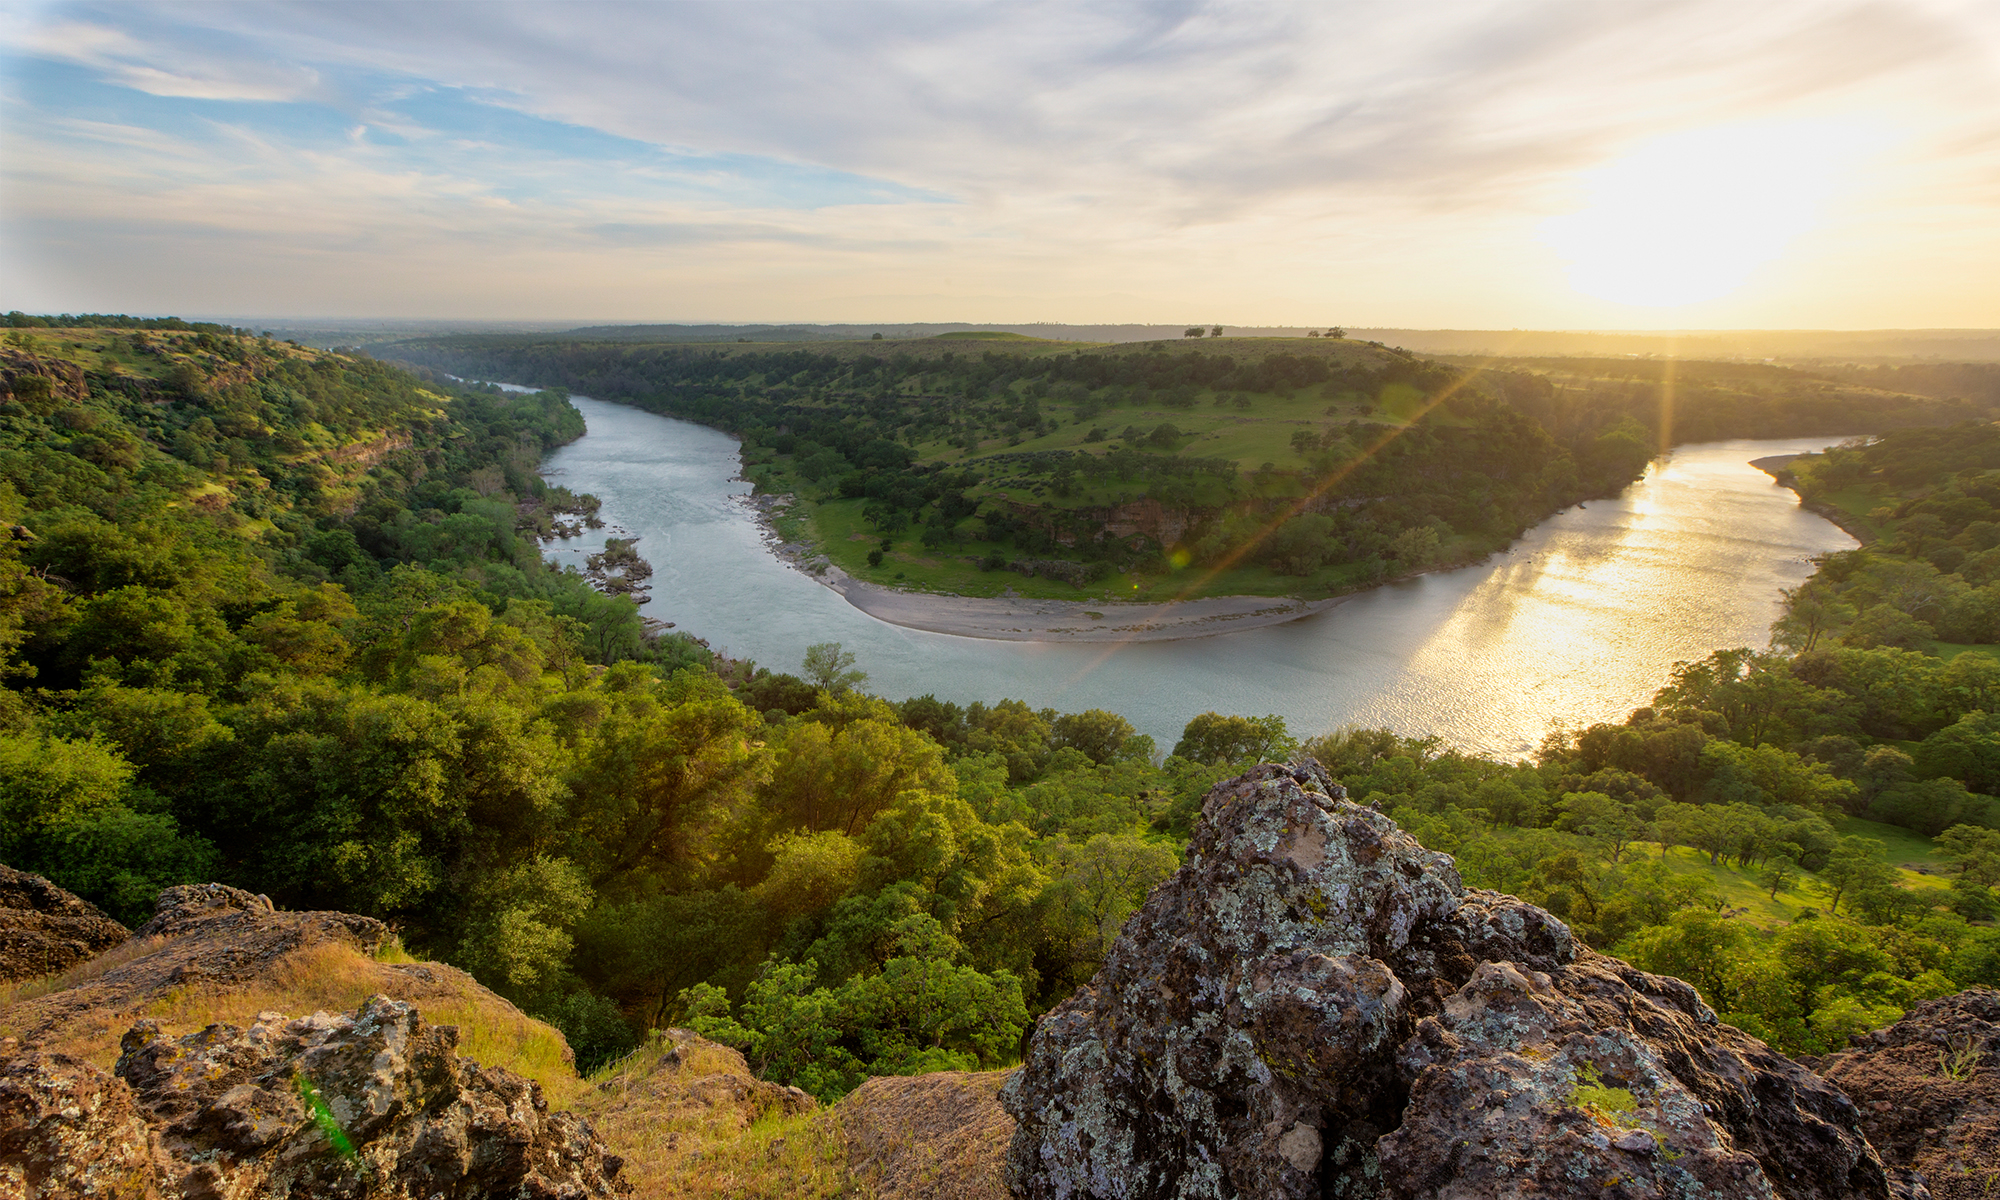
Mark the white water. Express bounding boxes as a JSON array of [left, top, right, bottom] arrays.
[[533, 391, 1856, 758]]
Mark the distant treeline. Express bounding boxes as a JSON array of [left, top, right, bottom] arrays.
[[1475, 357, 1981, 446], [5, 311, 250, 336]]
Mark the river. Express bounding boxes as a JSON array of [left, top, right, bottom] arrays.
[[532, 392, 1857, 758]]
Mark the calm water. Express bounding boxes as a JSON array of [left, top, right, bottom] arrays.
[[534, 392, 1856, 758]]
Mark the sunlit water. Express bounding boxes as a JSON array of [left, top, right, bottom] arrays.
[[532, 391, 1856, 759]]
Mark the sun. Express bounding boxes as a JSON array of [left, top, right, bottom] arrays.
[[1541, 122, 1853, 308]]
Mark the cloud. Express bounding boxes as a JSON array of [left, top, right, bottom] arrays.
[[17, 17, 321, 101], [2, 0, 1998, 324]]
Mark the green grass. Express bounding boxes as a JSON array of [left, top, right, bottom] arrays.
[[808, 490, 1405, 603], [1628, 819, 1950, 929], [1642, 844, 1816, 927], [737, 339, 1509, 602], [1812, 484, 1891, 541], [1835, 815, 1953, 887], [1922, 640, 2000, 663]]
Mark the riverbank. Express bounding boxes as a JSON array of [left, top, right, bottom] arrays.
[[828, 570, 1351, 641], [736, 491, 1349, 640], [1752, 453, 1877, 546]]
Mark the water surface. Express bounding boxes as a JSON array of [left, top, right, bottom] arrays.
[[536, 393, 1856, 758]]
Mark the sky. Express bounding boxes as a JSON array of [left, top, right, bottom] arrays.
[[2, 1, 1998, 328]]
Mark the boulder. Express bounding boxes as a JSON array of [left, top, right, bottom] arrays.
[[0, 1041, 161, 1199], [1810, 987, 2000, 1200], [0, 864, 129, 985], [104, 993, 629, 1198], [1002, 761, 1894, 1200]]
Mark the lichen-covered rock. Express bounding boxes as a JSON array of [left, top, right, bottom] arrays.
[[1809, 987, 2000, 1200], [0, 863, 129, 984], [109, 994, 628, 1198], [0, 1042, 161, 1199], [1002, 760, 1893, 1200], [1384, 957, 1889, 1199]]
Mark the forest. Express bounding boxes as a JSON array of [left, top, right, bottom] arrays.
[[8, 323, 2000, 1105], [383, 332, 1971, 604]]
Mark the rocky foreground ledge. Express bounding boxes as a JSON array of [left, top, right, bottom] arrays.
[[1003, 761, 1907, 1200]]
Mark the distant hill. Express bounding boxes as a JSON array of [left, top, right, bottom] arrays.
[[230, 317, 2000, 364]]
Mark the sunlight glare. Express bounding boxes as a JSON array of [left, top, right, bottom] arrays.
[[1542, 123, 1859, 307]]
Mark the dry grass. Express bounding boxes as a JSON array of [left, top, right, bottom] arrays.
[[2, 936, 578, 1107], [571, 1033, 858, 1198], [0, 928, 898, 1196], [631, 1108, 853, 1200], [838, 1071, 1015, 1200], [0, 936, 165, 1008]]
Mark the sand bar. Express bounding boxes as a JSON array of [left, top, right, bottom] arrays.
[[740, 491, 1347, 642], [823, 567, 1347, 642]]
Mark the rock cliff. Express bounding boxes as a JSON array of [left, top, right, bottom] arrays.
[[1002, 761, 1897, 1200]]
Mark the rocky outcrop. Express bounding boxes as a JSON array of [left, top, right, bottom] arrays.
[[1810, 988, 2000, 1200], [0, 864, 130, 985], [1003, 760, 1894, 1200], [591, 1026, 812, 1132], [1, 996, 629, 1198], [0, 1043, 160, 1199], [111, 994, 627, 1198], [0, 879, 574, 1102], [840, 1070, 1016, 1200]]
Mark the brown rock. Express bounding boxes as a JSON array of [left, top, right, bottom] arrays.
[[109, 994, 627, 1198], [1003, 760, 1893, 1200], [0, 1044, 161, 1199], [839, 1069, 1016, 1200], [2, 879, 415, 1063], [1811, 987, 2000, 1200], [0, 864, 129, 985]]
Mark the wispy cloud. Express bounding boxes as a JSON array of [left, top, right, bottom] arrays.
[[2, 0, 1997, 324]]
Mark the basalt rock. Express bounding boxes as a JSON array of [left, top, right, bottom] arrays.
[[1809, 987, 2000, 1200], [0, 863, 130, 984], [98, 993, 629, 1199], [1002, 760, 1894, 1200]]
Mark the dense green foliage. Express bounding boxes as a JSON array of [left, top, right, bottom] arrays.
[[387, 335, 1970, 603], [11, 322, 2000, 1093], [0, 325, 1218, 1093]]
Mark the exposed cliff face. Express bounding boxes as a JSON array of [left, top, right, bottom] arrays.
[[0, 864, 129, 985], [1002, 761, 1895, 1200], [1809, 988, 2000, 1200]]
